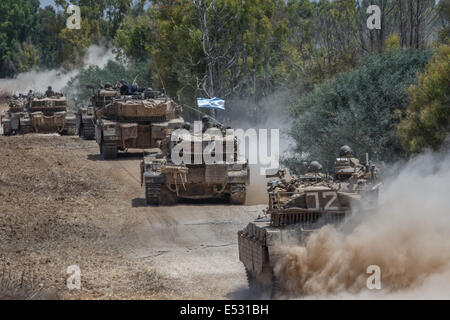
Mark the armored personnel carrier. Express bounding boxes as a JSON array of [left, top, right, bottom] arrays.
[[1, 94, 31, 135], [28, 93, 76, 135], [140, 123, 249, 205], [237, 147, 380, 298], [77, 85, 120, 140], [95, 89, 184, 159]]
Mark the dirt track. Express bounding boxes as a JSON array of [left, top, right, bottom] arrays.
[[0, 132, 265, 299]]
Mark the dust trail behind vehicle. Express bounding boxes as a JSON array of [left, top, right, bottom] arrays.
[[274, 150, 450, 299]]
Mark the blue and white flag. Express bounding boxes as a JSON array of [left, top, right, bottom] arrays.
[[197, 97, 225, 111]]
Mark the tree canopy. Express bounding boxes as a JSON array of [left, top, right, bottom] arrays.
[[287, 49, 433, 171], [398, 45, 450, 153], [0, 0, 448, 164]]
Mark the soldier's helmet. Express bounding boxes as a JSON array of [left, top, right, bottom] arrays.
[[339, 145, 353, 157], [120, 79, 126, 84], [308, 161, 323, 173], [104, 82, 112, 88], [48, 86, 52, 90], [202, 115, 210, 122]]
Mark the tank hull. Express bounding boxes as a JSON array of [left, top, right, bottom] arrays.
[[2, 96, 76, 136], [96, 117, 184, 159], [141, 139, 250, 205], [95, 96, 183, 159], [237, 183, 372, 297], [142, 164, 249, 205], [31, 111, 77, 135], [237, 211, 346, 298]]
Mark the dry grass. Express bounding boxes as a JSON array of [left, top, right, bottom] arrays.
[[0, 135, 168, 299], [0, 270, 59, 300]]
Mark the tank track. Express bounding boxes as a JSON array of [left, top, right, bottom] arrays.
[[230, 183, 246, 204], [19, 125, 32, 135], [145, 183, 161, 205], [2, 125, 12, 136], [245, 267, 258, 296], [63, 124, 77, 136], [2, 124, 31, 135], [145, 183, 178, 206], [79, 121, 95, 140], [101, 141, 117, 160]]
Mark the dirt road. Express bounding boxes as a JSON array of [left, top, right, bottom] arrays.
[[0, 134, 265, 299], [92, 149, 265, 299]]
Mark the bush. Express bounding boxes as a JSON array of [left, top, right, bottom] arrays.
[[398, 45, 450, 153], [287, 49, 433, 171]]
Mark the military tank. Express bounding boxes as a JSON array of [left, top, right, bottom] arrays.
[[95, 89, 184, 159], [28, 92, 77, 135], [77, 85, 120, 140], [237, 146, 380, 298], [1, 94, 31, 135], [140, 120, 249, 205]]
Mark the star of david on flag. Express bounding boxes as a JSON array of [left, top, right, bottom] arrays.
[[197, 97, 225, 111]]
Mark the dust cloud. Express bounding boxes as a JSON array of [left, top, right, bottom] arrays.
[[245, 164, 269, 205], [0, 45, 116, 95], [274, 150, 450, 299], [228, 90, 295, 205]]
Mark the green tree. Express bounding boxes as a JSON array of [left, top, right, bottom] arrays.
[[398, 45, 450, 153], [287, 49, 433, 171], [12, 41, 40, 73], [63, 60, 152, 110], [438, 0, 450, 44], [36, 6, 66, 69], [114, 13, 153, 61], [0, 0, 40, 76]]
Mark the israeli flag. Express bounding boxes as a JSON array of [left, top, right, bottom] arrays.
[[197, 97, 225, 111]]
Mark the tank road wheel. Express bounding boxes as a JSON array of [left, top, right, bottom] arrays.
[[145, 184, 178, 206], [230, 183, 246, 205], [101, 141, 117, 160]]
